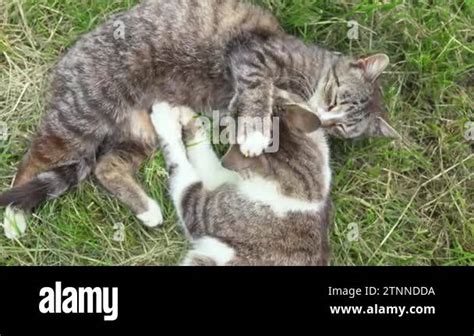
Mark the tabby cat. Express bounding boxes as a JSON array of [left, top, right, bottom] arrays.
[[1, 0, 395, 239], [151, 92, 332, 265]]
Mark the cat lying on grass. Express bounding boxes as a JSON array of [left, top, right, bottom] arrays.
[[1, 0, 395, 240], [151, 91, 334, 265]]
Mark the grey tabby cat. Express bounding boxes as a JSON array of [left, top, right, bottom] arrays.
[[0, 0, 395, 239], [151, 92, 331, 266]]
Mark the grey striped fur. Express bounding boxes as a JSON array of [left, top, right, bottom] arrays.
[[1, 0, 394, 236], [151, 97, 331, 266]]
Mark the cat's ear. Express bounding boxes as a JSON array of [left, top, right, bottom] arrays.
[[356, 54, 390, 82], [274, 89, 321, 133], [368, 117, 400, 139], [282, 103, 322, 133], [222, 145, 257, 171]]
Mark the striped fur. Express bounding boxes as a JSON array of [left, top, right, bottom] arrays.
[[151, 100, 331, 266], [1, 0, 393, 238]]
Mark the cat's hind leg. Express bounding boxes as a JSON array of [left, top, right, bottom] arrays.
[[94, 142, 163, 228], [150, 103, 201, 222], [151, 105, 238, 266], [180, 108, 239, 190], [1, 132, 94, 239]]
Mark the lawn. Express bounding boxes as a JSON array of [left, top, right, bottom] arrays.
[[0, 0, 472, 266]]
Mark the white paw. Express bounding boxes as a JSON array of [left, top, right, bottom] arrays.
[[137, 198, 163, 228], [238, 131, 272, 157], [179, 107, 199, 126], [3, 205, 27, 240], [151, 102, 182, 140]]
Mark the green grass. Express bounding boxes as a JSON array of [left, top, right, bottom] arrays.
[[0, 0, 472, 265]]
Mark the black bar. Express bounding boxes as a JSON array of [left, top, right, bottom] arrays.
[[0, 267, 472, 335]]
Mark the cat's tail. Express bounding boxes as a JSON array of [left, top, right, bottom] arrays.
[[0, 160, 91, 212]]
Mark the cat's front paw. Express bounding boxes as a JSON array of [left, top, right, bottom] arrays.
[[3, 205, 27, 240], [237, 115, 273, 157], [238, 131, 272, 157], [137, 198, 163, 228], [151, 102, 182, 141], [179, 107, 199, 127]]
